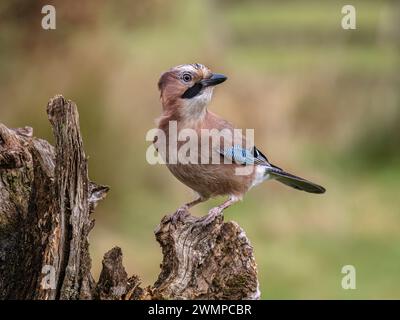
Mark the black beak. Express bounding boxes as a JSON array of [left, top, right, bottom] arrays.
[[201, 73, 227, 87], [181, 73, 227, 99]]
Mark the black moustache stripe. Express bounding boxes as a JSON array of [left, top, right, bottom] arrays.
[[181, 82, 203, 99]]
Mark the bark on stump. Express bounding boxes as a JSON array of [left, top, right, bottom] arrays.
[[0, 95, 259, 300]]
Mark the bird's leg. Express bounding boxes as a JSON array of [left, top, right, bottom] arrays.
[[171, 197, 207, 224], [197, 196, 240, 226]]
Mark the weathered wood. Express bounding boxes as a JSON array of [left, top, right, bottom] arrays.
[[153, 213, 260, 300], [0, 95, 259, 300], [0, 96, 108, 299], [95, 247, 128, 300]]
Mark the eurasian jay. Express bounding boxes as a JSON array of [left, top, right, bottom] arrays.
[[155, 63, 325, 225]]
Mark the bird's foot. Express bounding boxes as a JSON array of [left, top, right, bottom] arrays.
[[170, 205, 190, 224], [195, 207, 223, 227]]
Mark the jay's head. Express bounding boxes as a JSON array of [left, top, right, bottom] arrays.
[[158, 63, 227, 119]]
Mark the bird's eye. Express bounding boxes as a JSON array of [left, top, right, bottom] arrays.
[[182, 73, 193, 82]]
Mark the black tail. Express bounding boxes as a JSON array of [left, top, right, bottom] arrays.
[[267, 166, 326, 194]]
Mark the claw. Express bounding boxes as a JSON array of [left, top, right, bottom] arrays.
[[195, 207, 223, 227], [170, 206, 190, 224]]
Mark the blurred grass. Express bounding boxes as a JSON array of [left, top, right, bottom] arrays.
[[228, 45, 399, 74], [225, 1, 381, 29], [0, 0, 399, 299]]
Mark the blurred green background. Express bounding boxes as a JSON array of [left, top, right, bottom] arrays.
[[0, 0, 399, 299]]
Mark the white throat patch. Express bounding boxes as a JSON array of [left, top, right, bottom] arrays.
[[180, 86, 213, 122]]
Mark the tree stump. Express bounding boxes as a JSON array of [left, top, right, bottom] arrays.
[[0, 95, 259, 300]]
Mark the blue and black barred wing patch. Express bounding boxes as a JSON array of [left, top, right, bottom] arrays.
[[221, 145, 271, 166]]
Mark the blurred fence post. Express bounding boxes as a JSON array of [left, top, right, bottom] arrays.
[[0, 95, 259, 300]]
